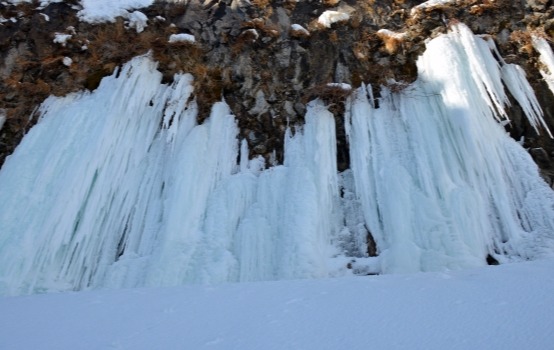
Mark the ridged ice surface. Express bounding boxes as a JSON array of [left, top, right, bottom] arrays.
[[0, 56, 343, 295], [347, 24, 554, 273], [1, 24, 554, 295]]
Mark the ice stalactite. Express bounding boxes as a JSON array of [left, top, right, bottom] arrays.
[[347, 24, 554, 273], [533, 36, 554, 97]]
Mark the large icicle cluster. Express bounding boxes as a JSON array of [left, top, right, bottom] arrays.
[[0, 56, 343, 295], [347, 24, 554, 273], [1, 24, 554, 295]]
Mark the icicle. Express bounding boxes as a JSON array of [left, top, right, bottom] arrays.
[[2, 23, 554, 296], [0, 55, 170, 294], [449, 24, 509, 120], [485, 35, 552, 137], [532, 37, 554, 96], [501, 64, 552, 137]]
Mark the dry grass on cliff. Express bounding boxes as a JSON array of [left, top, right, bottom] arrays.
[[250, 0, 273, 17], [0, 8, 215, 162], [302, 84, 353, 107], [510, 30, 536, 55]]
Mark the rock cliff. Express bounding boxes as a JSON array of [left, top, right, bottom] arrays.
[[1, 0, 553, 179]]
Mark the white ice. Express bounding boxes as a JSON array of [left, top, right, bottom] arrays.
[[533, 36, 554, 97], [346, 23, 554, 273], [1, 23, 554, 296], [0, 55, 343, 295]]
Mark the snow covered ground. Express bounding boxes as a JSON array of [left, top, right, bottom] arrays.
[[1, 258, 553, 350]]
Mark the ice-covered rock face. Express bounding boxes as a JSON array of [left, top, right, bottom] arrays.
[[1, 24, 554, 296], [2, 0, 554, 176], [0, 55, 344, 295]]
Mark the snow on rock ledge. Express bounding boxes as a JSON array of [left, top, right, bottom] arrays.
[[168, 33, 196, 44], [53, 33, 72, 46], [411, 0, 457, 15], [291, 24, 310, 36], [77, 0, 154, 23], [318, 10, 349, 28], [62, 57, 73, 66], [126, 10, 148, 33]]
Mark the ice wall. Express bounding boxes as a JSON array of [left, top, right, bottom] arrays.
[[347, 24, 554, 273], [0, 56, 342, 295], [1, 24, 554, 295]]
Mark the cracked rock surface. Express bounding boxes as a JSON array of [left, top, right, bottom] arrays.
[[1, 0, 553, 180]]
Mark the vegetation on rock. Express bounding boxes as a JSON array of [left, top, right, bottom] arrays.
[[0, 0, 553, 178]]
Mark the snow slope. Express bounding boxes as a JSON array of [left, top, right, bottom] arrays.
[[1, 259, 553, 350]]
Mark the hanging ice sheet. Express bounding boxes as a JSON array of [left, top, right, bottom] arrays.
[[347, 24, 554, 273]]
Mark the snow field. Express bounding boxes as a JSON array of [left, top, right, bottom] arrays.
[[1, 259, 553, 350]]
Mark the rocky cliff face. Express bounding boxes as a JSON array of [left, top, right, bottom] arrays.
[[1, 0, 554, 179]]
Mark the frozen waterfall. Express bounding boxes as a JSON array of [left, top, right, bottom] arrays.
[[347, 24, 554, 273], [0, 57, 342, 295], [1, 24, 554, 295]]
